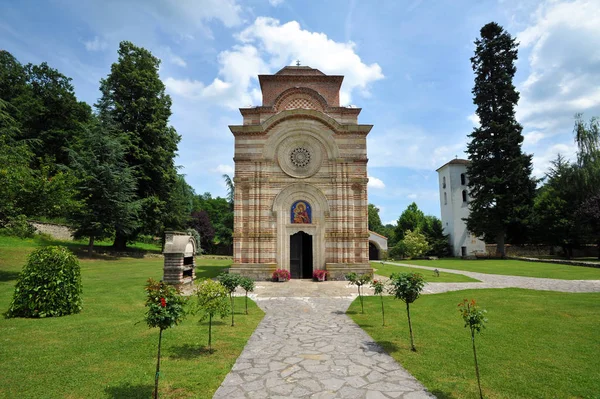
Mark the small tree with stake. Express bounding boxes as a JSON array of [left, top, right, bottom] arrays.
[[459, 299, 488, 399], [238, 277, 255, 315], [370, 279, 386, 326], [195, 279, 230, 350], [345, 272, 372, 314], [218, 273, 241, 326], [144, 279, 186, 399], [388, 272, 425, 351]]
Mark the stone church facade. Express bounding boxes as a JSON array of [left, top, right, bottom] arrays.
[[229, 66, 373, 280]]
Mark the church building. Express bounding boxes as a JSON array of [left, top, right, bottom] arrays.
[[229, 65, 373, 280]]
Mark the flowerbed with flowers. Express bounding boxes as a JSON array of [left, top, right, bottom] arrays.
[[312, 269, 328, 281], [272, 269, 291, 282]]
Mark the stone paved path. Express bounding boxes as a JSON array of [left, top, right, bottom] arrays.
[[213, 296, 434, 398], [382, 261, 600, 294], [215, 265, 600, 398]]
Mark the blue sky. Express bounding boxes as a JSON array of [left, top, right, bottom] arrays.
[[1, 0, 599, 224]]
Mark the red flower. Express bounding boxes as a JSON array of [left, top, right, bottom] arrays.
[[160, 297, 166, 308]]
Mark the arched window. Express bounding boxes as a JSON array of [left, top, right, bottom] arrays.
[[444, 192, 447, 205], [461, 173, 466, 185], [442, 176, 446, 188], [462, 190, 467, 202]]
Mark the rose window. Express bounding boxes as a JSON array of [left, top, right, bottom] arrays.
[[290, 147, 311, 168]]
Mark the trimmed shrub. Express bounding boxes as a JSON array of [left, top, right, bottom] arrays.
[[6, 246, 82, 318]]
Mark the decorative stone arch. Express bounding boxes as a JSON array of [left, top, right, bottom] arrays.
[[368, 231, 388, 261], [368, 240, 381, 260], [273, 87, 328, 113], [271, 183, 330, 273]]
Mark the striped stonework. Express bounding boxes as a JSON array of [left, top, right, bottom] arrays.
[[230, 66, 373, 280]]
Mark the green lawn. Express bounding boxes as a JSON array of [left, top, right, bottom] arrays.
[[0, 237, 258, 398], [395, 258, 600, 280], [348, 289, 600, 399], [371, 261, 479, 282]]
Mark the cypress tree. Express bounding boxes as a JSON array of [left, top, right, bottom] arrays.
[[466, 22, 535, 257]]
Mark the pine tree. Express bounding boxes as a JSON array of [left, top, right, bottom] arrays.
[[466, 22, 535, 257], [96, 41, 181, 249]]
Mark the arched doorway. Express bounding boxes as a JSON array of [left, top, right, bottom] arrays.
[[290, 231, 313, 278], [369, 242, 380, 260]]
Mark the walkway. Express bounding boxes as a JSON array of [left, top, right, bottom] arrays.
[[214, 267, 600, 398], [213, 292, 434, 398], [382, 261, 600, 294]]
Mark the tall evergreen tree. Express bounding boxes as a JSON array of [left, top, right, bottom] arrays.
[[466, 22, 535, 257], [96, 41, 181, 249], [67, 121, 139, 253]]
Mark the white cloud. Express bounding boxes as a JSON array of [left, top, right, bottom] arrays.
[[83, 36, 108, 51], [517, 0, 600, 135], [467, 113, 480, 127], [523, 131, 545, 145], [531, 142, 577, 178], [407, 193, 417, 199], [368, 176, 385, 189], [166, 17, 384, 109], [268, 0, 284, 5], [368, 127, 467, 170], [212, 164, 235, 175]]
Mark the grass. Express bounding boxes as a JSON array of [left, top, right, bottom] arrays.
[[395, 258, 600, 280], [348, 289, 600, 399], [371, 261, 479, 282], [0, 236, 259, 399]]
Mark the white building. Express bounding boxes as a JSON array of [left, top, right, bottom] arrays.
[[436, 159, 486, 257]]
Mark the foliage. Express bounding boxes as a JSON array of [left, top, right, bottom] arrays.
[[6, 246, 82, 318], [195, 279, 230, 349], [345, 272, 371, 313], [223, 174, 235, 208], [388, 240, 408, 259], [0, 215, 36, 238], [144, 278, 186, 399], [192, 193, 233, 255], [458, 299, 488, 399], [368, 203, 385, 235], [218, 272, 241, 326], [394, 202, 425, 241], [402, 230, 430, 258], [312, 269, 328, 281], [370, 279, 386, 326], [272, 269, 291, 281], [392, 203, 448, 256], [238, 277, 255, 315], [466, 22, 535, 257], [143, 278, 186, 331], [189, 210, 215, 252], [97, 41, 181, 249], [67, 122, 139, 252], [388, 272, 425, 351]]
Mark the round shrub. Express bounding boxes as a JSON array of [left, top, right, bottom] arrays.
[[6, 246, 82, 318]]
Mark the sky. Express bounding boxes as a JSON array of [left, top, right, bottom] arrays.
[[1, 0, 599, 225]]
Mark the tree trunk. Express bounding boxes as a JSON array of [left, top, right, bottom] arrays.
[[597, 240, 600, 260], [471, 329, 483, 399], [245, 293, 248, 315], [88, 236, 95, 255], [112, 231, 128, 251], [380, 294, 385, 326], [406, 302, 416, 352], [154, 328, 163, 399], [208, 314, 212, 350], [230, 294, 235, 327], [358, 286, 364, 314], [495, 231, 506, 258]]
